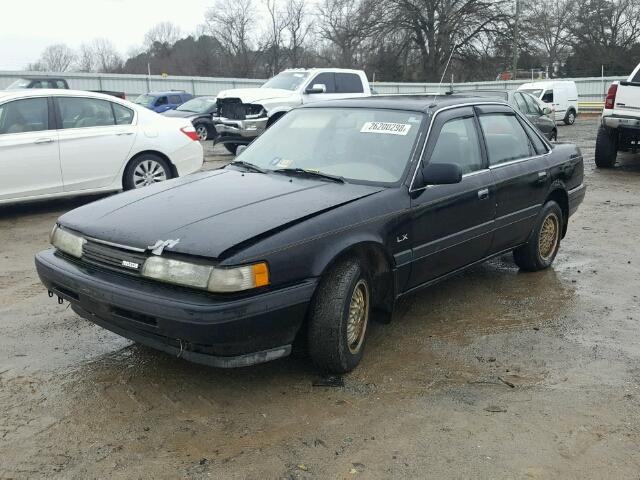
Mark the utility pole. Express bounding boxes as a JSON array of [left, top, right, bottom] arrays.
[[511, 0, 520, 81]]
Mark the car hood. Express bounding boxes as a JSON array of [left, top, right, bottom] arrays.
[[161, 109, 199, 119], [58, 169, 384, 259], [217, 88, 294, 104]]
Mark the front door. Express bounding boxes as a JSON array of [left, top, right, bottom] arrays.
[[55, 96, 137, 192], [407, 107, 496, 289], [0, 96, 62, 202]]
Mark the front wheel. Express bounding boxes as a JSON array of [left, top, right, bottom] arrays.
[[123, 154, 173, 190], [513, 201, 563, 271], [563, 109, 576, 125], [307, 258, 371, 374]]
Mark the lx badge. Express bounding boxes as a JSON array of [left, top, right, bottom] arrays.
[[397, 234, 409, 243]]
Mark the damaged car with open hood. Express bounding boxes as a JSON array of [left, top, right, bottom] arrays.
[[36, 95, 585, 373]]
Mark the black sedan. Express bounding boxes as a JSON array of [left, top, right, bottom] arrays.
[[162, 96, 218, 141], [36, 95, 585, 373], [455, 89, 558, 141]]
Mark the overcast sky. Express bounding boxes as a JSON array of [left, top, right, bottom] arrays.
[[0, 0, 214, 70]]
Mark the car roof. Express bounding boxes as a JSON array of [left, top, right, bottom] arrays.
[[300, 94, 511, 113], [281, 67, 365, 75], [142, 91, 190, 96]]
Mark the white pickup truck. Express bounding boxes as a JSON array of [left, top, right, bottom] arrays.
[[595, 63, 640, 167], [213, 68, 371, 154]]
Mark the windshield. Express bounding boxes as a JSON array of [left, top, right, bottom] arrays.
[[177, 97, 216, 113], [6, 79, 31, 89], [520, 88, 543, 98], [234, 108, 424, 185], [134, 94, 155, 107], [261, 71, 309, 91]]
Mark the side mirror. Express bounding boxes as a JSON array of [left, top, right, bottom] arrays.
[[542, 106, 551, 115], [305, 83, 327, 94], [422, 162, 462, 185], [236, 145, 248, 155]]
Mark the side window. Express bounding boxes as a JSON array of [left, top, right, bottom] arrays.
[[58, 97, 116, 129], [479, 114, 533, 165], [155, 96, 168, 106], [518, 116, 548, 155], [30, 81, 43, 89], [0, 98, 49, 134], [633, 69, 640, 83], [336, 73, 364, 93], [168, 95, 182, 104], [308, 73, 336, 93], [541, 90, 553, 103], [112, 103, 134, 125], [513, 93, 528, 113], [429, 116, 483, 174]]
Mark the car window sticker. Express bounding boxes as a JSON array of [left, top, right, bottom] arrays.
[[360, 122, 412, 135]]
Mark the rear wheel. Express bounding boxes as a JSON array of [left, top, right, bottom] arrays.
[[563, 109, 576, 125], [595, 125, 618, 168], [308, 258, 371, 374], [513, 201, 563, 271], [123, 154, 172, 190]]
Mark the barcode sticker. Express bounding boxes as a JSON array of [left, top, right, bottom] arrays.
[[360, 122, 412, 135]]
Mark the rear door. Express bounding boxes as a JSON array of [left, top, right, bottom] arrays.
[[407, 106, 496, 289], [55, 96, 137, 191], [0, 96, 62, 201], [476, 105, 550, 254]]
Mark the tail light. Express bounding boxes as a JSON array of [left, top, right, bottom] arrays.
[[180, 126, 199, 141], [605, 83, 618, 109]]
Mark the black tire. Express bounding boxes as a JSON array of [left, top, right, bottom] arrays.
[[563, 109, 576, 125], [224, 143, 239, 155], [307, 258, 371, 374], [594, 125, 618, 168], [194, 123, 210, 141], [551, 128, 558, 141], [122, 154, 173, 191], [513, 201, 563, 271]]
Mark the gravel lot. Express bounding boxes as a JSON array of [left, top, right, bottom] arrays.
[[1, 117, 639, 479]]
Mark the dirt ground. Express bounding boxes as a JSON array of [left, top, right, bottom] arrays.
[[1, 118, 640, 479]]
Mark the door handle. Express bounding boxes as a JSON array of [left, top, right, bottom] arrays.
[[34, 138, 54, 144], [116, 132, 134, 136], [477, 188, 489, 200], [537, 171, 548, 183]]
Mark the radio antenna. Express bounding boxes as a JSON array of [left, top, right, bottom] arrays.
[[433, 42, 457, 102]]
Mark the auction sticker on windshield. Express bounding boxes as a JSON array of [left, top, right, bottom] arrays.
[[360, 122, 412, 135]]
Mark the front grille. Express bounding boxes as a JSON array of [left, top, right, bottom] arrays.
[[218, 99, 264, 120], [81, 240, 147, 275]]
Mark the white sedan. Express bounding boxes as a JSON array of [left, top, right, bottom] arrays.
[[0, 89, 204, 205]]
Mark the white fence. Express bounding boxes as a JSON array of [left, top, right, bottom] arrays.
[[0, 70, 626, 102]]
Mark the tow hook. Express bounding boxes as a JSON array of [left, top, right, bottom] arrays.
[[48, 290, 64, 304]]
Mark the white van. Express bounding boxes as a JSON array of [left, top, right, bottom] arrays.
[[518, 81, 579, 125]]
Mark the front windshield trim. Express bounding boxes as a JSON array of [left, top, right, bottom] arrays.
[[235, 106, 427, 188]]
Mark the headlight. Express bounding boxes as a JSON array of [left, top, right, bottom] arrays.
[[141, 256, 270, 293], [51, 225, 85, 258]]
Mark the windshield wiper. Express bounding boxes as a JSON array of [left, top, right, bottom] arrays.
[[273, 168, 344, 183], [229, 160, 267, 173]]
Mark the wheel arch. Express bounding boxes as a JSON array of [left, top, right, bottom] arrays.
[[545, 184, 569, 238], [266, 110, 288, 128]]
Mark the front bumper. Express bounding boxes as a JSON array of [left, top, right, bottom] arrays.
[[213, 116, 268, 141], [35, 249, 317, 367]]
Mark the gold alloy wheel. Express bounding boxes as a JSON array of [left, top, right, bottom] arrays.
[[538, 212, 560, 261], [346, 279, 369, 354]]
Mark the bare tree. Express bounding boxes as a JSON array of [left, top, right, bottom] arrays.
[[285, 0, 311, 66], [144, 22, 183, 50], [262, 0, 290, 74], [522, 0, 575, 69], [317, 0, 381, 67], [90, 38, 124, 73], [390, 0, 509, 81], [77, 43, 97, 72], [37, 44, 76, 72], [206, 0, 256, 76]]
